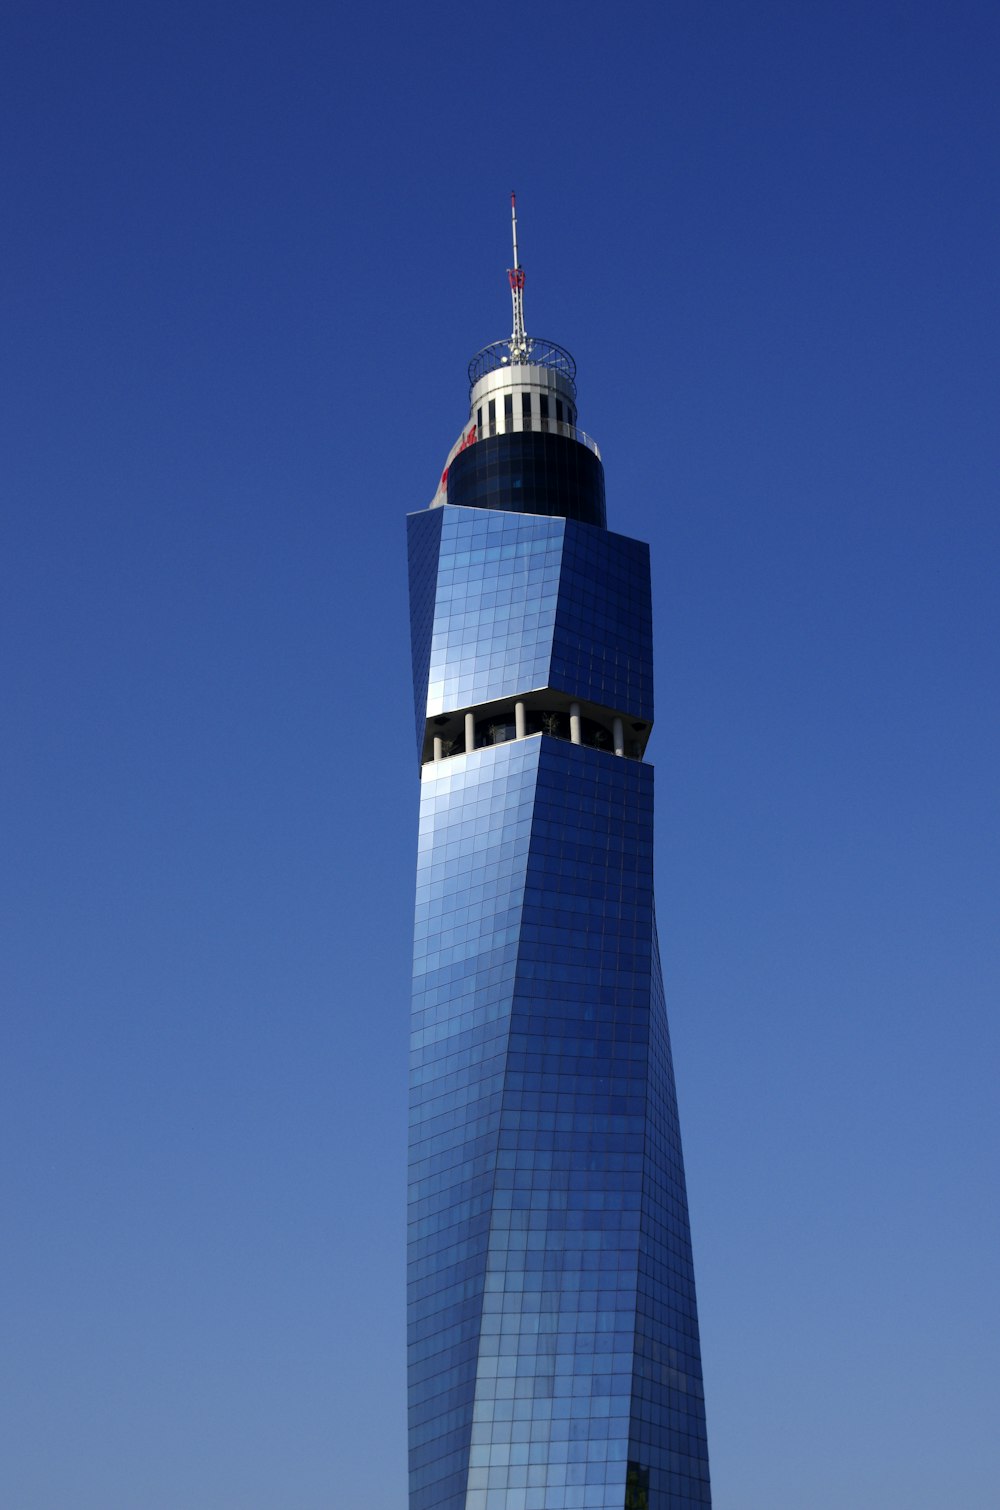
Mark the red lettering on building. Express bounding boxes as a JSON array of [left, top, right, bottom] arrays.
[[440, 424, 478, 498]]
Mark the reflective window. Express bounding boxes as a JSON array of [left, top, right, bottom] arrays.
[[408, 503, 653, 741], [407, 738, 710, 1508], [445, 432, 607, 529], [406, 502, 709, 1509]]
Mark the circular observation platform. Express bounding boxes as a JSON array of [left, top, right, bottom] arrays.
[[468, 338, 577, 398]]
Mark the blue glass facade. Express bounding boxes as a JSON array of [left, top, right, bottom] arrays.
[[408, 425, 710, 1510], [407, 508, 653, 744]]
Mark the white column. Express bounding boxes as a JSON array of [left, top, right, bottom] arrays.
[[465, 712, 475, 753], [613, 717, 624, 756], [569, 703, 582, 744], [433, 736, 443, 762], [515, 701, 527, 739]]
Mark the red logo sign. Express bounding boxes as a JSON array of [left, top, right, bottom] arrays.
[[440, 423, 478, 493]]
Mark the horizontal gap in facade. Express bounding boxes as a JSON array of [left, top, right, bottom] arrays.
[[422, 693, 651, 767]]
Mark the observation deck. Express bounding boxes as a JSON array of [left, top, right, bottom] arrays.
[[468, 337, 577, 398]]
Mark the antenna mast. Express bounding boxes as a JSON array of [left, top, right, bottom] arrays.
[[507, 192, 529, 363]]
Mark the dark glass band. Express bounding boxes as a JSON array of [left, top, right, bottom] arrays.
[[446, 432, 607, 528]]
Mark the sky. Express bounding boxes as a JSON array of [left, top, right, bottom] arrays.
[[1, 2, 998, 1507]]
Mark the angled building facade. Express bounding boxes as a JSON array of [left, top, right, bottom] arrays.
[[406, 201, 711, 1510]]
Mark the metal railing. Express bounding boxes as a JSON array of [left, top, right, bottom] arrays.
[[468, 338, 577, 396], [477, 417, 600, 459], [564, 424, 601, 459]]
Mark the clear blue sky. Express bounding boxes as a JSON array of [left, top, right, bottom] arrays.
[[2, 2, 998, 1507]]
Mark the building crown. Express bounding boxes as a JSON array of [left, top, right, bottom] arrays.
[[466, 194, 577, 399]]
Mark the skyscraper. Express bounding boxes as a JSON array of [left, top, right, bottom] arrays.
[[406, 199, 711, 1510]]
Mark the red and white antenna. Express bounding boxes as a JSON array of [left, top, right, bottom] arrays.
[[507, 191, 529, 362]]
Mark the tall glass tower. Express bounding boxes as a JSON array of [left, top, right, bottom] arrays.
[[406, 199, 711, 1510]]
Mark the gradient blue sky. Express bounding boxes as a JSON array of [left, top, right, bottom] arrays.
[[2, 2, 998, 1507]]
